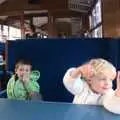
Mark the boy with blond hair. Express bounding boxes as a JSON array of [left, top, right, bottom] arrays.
[[63, 58, 120, 114]]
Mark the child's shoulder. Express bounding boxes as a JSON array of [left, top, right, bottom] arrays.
[[7, 75, 16, 86], [9, 75, 18, 82], [9, 75, 15, 80]]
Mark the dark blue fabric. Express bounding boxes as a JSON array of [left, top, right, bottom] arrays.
[[0, 89, 6, 98], [0, 43, 7, 91], [7, 38, 118, 102], [0, 42, 5, 70], [0, 42, 5, 55], [104, 40, 119, 89]]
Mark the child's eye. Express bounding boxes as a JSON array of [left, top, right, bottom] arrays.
[[25, 69, 30, 72], [19, 68, 23, 71], [99, 78, 106, 81]]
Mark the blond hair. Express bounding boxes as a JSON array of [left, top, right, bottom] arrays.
[[88, 58, 116, 80]]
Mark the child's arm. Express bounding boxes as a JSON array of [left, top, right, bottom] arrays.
[[63, 67, 84, 95], [7, 76, 15, 99], [63, 64, 92, 95], [103, 71, 120, 114], [22, 73, 40, 100], [103, 90, 120, 114], [23, 80, 40, 100], [115, 71, 120, 96]]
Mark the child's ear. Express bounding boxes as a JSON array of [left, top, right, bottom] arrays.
[[15, 68, 17, 74]]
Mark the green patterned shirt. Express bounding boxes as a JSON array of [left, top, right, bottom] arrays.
[[7, 75, 40, 100]]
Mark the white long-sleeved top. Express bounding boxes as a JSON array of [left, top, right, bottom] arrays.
[[63, 68, 120, 114]]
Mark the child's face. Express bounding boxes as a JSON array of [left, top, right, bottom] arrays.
[[88, 73, 114, 94], [15, 64, 31, 80]]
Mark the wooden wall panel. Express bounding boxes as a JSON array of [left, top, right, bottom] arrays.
[[102, 0, 120, 37]]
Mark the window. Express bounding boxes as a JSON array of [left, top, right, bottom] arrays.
[[89, 0, 102, 38], [9, 27, 21, 40], [89, 0, 102, 29], [95, 0, 102, 24], [92, 26, 102, 38], [3, 25, 8, 40]]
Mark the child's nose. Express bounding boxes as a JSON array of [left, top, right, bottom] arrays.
[[21, 71, 25, 75]]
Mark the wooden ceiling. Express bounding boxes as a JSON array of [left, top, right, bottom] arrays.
[[0, 0, 96, 16], [0, 0, 68, 16], [0, 0, 97, 30]]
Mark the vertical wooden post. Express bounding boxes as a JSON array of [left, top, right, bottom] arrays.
[[48, 12, 54, 37], [20, 12, 25, 39]]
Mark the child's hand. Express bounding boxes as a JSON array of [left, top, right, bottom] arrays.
[[22, 73, 30, 83], [78, 63, 93, 79], [115, 71, 120, 97]]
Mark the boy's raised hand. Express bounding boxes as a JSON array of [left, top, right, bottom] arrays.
[[78, 63, 93, 79], [115, 71, 120, 97], [22, 73, 30, 83]]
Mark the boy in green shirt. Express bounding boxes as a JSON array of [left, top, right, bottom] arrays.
[[7, 59, 41, 100]]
